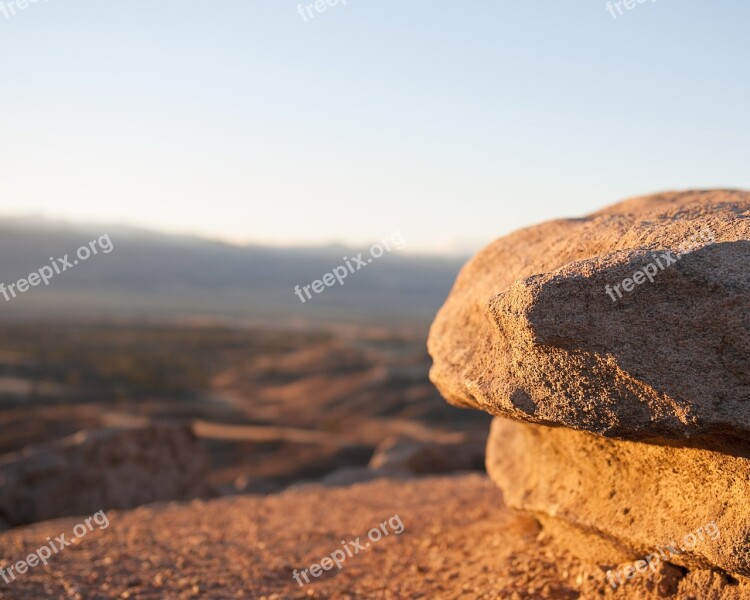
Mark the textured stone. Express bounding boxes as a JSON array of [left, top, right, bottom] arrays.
[[486, 416, 750, 578], [428, 190, 750, 447]]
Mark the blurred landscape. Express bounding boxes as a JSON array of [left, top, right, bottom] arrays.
[[0, 217, 467, 323], [0, 218, 489, 530]]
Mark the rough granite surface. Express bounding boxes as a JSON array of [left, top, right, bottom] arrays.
[[486, 416, 750, 578], [428, 190, 750, 448]]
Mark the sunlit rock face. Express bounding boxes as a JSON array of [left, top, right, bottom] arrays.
[[428, 190, 750, 448]]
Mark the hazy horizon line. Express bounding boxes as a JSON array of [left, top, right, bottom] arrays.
[[0, 213, 477, 258]]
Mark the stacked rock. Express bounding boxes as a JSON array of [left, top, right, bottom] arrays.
[[427, 190, 750, 594]]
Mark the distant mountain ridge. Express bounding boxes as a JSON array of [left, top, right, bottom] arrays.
[[0, 217, 466, 323]]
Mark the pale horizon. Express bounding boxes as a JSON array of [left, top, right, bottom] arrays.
[[1, 185, 741, 256]]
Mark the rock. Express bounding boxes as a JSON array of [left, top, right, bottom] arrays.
[[676, 570, 747, 599], [577, 561, 684, 599], [428, 190, 750, 447], [368, 435, 485, 475], [317, 466, 387, 486], [314, 436, 486, 487], [486, 416, 750, 578], [0, 426, 209, 528], [577, 564, 750, 599]]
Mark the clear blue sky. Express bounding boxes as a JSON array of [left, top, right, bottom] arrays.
[[1, 1, 748, 253]]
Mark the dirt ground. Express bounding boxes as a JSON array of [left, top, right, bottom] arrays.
[[0, 474, 746, 599]]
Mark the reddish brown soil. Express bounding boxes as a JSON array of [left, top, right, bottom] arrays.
[[1, 475, 745, 599]]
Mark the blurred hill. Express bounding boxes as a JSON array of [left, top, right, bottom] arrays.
[[0, 320, 491, 510], [0, 217, 466, 323], [0, 219, 487, 521]]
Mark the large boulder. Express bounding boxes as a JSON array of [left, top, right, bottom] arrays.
[[428, 190, 750, 448], [486, 416, 750, 578], [0, 426, 209, 528]]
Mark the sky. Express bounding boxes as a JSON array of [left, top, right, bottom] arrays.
[[1, 1, 748, 253]]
